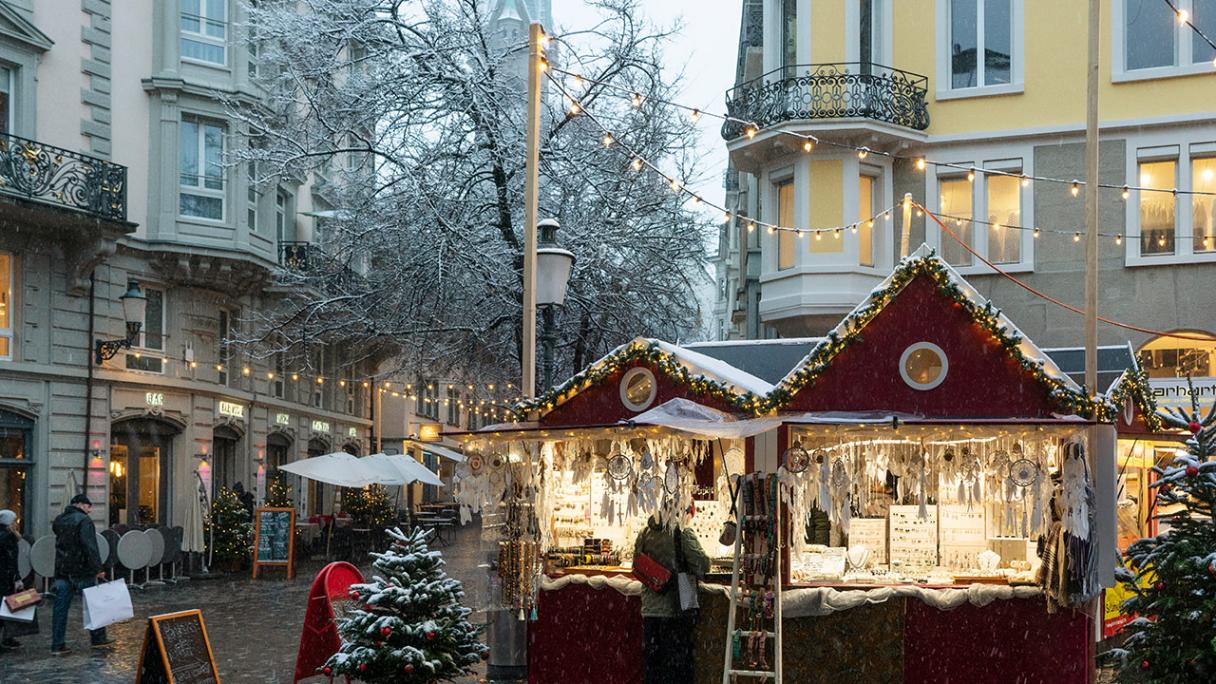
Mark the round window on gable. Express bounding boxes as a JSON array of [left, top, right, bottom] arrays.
[[899, 342, 948, 391], [619, 367, 657, 412]]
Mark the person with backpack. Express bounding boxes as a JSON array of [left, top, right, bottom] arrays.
[[50, 494, 114, 654]]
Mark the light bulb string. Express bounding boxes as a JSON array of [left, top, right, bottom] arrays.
[[929, 208, 1216, 244], [919, 200, 1216, 343], [548, 65, 1216, 199], [1164, 0, 1216, 57], [547, 71, 899, 235]]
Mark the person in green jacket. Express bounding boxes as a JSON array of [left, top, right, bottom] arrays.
[[633, 516, 709, 684]]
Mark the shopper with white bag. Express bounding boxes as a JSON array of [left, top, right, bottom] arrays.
[[50, 494, 116, 655]]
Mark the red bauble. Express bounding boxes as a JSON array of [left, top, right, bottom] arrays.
[[481, 650, 490, 661], [350, 590, 360, 600], [1188, 421, 1202, 433], [1209, 562, 1216, 576], [1141, 660, 1150, 670], [358, 663, 367, 672], [322, 667, 333, 675], [1154, 581, 1165, 591], [375, 641, 382, 648], [425, 630, 436, 641], [1187, 465, 1199, 477], [403, 664, 415, 674], [381, 626, 393, 637]]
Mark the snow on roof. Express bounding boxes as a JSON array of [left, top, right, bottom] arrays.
[[683, 337, 824, 348], [774, 244, 1084, 395], [650, 339, 774, 395]]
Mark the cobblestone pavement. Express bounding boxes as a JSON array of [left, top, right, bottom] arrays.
[[0, 524, 490, 683]]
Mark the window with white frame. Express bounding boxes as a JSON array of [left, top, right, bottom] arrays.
[[1133, 149, 1216, 259], [858, 173, 879, 267], [181, 0, 227, 66], [180, 117, 226, 220], [247, 162, 259, 232], [276, 190, 288, 244], [125, 287, 165, 373], [0, 65, 12, 135], [776, 180, 795, 270], [1122, 0, 1216, 72], [947, 0, 1013, 89], [936, 161, 1028, 268], [0, 251, 13, 360]]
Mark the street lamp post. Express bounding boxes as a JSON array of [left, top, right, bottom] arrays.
[[94, 279, 147, 364], [535, 218, 575, 391]]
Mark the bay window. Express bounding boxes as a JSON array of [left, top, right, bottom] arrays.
[[1131, 147, 1216, 262], [776, 180, 795, 270], [181, 0, 227, 66], [180, 116, 226, 220]]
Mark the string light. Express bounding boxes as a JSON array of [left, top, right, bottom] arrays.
[[215, 364, 223, 372], [690, 109, 701, 123], [316, 376, 324, 385], [1177, 7, 1189, 23], [1020, 175, 1030, 188], [549, 63, 1216, 195], [631, 158, 643, 172], [1073, 232, 1081, 242], [267, 371, 275, 380], [803, 140, 813, 153], [746, 222, 755, 232], [1071, 181, 1080, 197], [723, 211, 733, 224], [631, 92, 643, 108], [1115, 233, 1123, 245], [1121, 185, 1130, 200], [857, 147, 869, 160], [966, 168, 975, 183], [1034, 227, 1041, 238], [602, 133, 613, 147], [291, 373, 299, 381]]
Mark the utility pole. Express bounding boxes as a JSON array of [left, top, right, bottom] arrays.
[[1084, 0, 1100, 397], [521, 22, 545, 401]]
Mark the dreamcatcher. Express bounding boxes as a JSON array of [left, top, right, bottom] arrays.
[[782, 441, 811, 474], [828, 456, 852, 535], [956, 446, 983, 509]]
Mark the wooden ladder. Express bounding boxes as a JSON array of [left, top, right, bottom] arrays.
[[721, 472, 783, 683]]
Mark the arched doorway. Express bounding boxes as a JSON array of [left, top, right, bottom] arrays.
[[110, 415, 183, 527], [212, 424, 242, 493], [0, 408, 34, 528], [266, 430, 294, 504]]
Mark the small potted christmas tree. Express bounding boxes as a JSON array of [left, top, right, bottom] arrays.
[[1115, 381, 1216, 681], [321, 527, 488, 681]]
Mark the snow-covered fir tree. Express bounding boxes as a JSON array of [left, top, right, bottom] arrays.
[[231, 0, 712, 383], [1115, 384, 1216, 681], [321, 527, 487, 681]]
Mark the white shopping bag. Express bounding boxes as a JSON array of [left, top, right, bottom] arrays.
[[82, 580, 134, 630], [0, 600, 36, 623]]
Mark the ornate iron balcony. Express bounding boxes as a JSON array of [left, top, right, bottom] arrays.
[[0, 132, 127, 221], [722, 63, 930, 140]]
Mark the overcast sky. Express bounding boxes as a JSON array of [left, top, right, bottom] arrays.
[[555, 1, 741, 209]]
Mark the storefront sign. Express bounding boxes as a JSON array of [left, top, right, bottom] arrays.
[[275, 413, 291, 426], [1150, 377, 1216, 413], [311, 420, 330, 434], [346, 427, 358, 438], [218, 401, 244, 419], [417, 422, 442, 443], [145, 392, 164, 407]]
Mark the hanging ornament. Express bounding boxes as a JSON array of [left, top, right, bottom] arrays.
[[1008, 458, 1039, 488], [782, 441, 811, 474], [607, 452, 633, 481], [1186, 465, 1199, 476], [468, 453, 485, 476], [664, 460, 680, 495], [1188, 421, 1202, 433]]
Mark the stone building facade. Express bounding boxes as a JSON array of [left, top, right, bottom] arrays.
[[0, 0, 375, 537]]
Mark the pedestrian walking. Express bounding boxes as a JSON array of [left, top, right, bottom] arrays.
[[633, 515, 709, 684], [50, 494, 114, 655], [0, 509, 22, 651]]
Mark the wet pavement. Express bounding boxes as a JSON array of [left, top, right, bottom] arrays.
[[0, 524, 490, 683]]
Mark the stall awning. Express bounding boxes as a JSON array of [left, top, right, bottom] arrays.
[[631, 398, 783, 439], [405, 440, 468, 463]]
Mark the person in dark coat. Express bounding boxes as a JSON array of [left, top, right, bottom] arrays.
[[0, 509, 21, 650], [633, 516, 709, 684], [50, 494, 113, 654]]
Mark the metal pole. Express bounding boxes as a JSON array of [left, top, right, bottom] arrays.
[[541, 306, 556, 392], [521, 22, 544, 400], [1084, 0, 1100, 397]]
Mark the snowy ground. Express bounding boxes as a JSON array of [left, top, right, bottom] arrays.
[[0, 524, 489, 683]]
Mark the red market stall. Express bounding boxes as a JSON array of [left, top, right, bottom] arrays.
[[450, 247, 1117, 683]]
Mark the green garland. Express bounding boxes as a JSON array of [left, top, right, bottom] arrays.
[[515, 254, 1117, 422], [514, 340, 765, 418], [1104, 365, 1165, 432], [763, 253, 1108, 419]]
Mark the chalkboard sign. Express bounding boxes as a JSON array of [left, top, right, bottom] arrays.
[[252, 507, 296, 579], [135, 610, 220, 684]]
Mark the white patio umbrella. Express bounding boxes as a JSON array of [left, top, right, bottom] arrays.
[[363, 453, 445, 487], [183, 472, 207, 554], [404, 440, 467, 463], [279, 451, 404, 488]]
